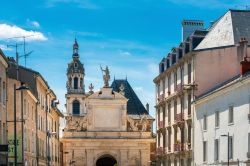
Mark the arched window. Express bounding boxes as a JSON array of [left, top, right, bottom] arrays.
[[74, 77, 78, 89], [72, 100, 80, 115]]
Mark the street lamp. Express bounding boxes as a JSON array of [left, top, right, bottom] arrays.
[[47, 131, 57, 166], [13, 83, 29, 166], [221, 132, 230, 166]]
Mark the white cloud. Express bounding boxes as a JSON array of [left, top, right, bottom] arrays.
[[0, 44, 12, 51], [0, 24, 47, 41], [27, 19, 40, 28], [119, 50, 132, 57]]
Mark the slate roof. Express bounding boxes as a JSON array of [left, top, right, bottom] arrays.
[[111, 79, 149, 115], [7, 59, 55, 98], [195, 9, 250, 50]]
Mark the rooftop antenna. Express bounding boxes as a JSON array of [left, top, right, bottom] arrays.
[[7, 35, 35, 67], [7, 43, 23, 80]]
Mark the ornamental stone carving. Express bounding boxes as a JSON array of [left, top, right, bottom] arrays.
[[127, 116, 138, 131], [65, 116, 87, 131]]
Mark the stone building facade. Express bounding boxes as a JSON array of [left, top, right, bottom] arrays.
[[0, 49, 8, 165], [62, 40, 155, 166], [154, 9, 250, 166], [194, 61, 250, 165], [7, 58, 63, 166]]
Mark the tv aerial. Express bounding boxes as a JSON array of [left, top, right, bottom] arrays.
[[7, 35, 35, 67]]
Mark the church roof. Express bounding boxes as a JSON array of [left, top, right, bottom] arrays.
[[195, 9, 250, 50], [111, 79, 149, 115]]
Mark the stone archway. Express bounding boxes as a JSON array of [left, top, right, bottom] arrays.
[[96, 154, 117, 166]]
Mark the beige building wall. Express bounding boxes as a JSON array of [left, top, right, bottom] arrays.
[[0, 50, 8, 165], [62, 87, 155, 166], [7, 78, 37, 165]]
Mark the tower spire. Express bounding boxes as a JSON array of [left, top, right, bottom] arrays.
[[73, 38, 79, 58]]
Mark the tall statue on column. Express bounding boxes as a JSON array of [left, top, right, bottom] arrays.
[[100, 66, 110, 88]]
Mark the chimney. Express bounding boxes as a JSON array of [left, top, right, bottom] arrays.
[[146, 103, 149, 112], [182, 20, 204, 42], [239, 37, 250, 75]]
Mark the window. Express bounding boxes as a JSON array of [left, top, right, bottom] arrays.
[[172, 54, 176, 65], [188, 125, 191, 143], [187, 158, 192, 166], [215, 111, 219, 127], [162, 80, 165, 95], [174, 100, 177, 121], [248, 133, 250, 153], [168, 103, 171, 124], [168, 76, 171, 94], [74, 77, 78, 89], [157, 133, 160, 147], [181, 96, 184, 114], [188, 63, 191, 83], [3, 82, 5, 105], [180, 67, 184, 85], [166, 59, 170, 68], [72, 100, 80, 115], [229, 106, 234, 124], [203, 115, 207, 131], [24, 99, 26, 116], [168, 130, 171, 151], [174, 160, 177, 166], [0, 78, 2, 103], [229, 136, 233, 159], [0, 121, 2, 144], [188, 93, 191, 115], [74, 62, 78, 68], [214, 139, 219, 161], [203, 141, 207, 162], [174, 72, 177, 91], [2, 123, 5, 144]]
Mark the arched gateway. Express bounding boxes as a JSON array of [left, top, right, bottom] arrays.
[[96, 155, 117, 166], [62, 40, 154, 166]]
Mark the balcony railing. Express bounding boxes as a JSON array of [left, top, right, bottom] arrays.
[[158, 94, 165, 103], [175, 113, 184, 123], [156, 147, 164, 156], [158, 121, 164, 129], [175, 83, 183, 93], [174, 143, 185, 152], [67, 89, 85, 94]]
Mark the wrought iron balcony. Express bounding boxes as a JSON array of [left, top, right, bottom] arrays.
[[174, 113, 184, 123], [157, 94, 165, 103], [156, 147, 164, 156], [158, 121, 164, 129], [174, 143, 185, 152], [175, 83, 183, 93]]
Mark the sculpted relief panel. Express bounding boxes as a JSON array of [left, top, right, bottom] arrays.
[[64, 116, 87, 131]]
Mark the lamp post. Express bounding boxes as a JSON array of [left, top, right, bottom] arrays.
[[47, 131, 56, 166], [221, 132, 230, 166], [13, 84, 29, 166]]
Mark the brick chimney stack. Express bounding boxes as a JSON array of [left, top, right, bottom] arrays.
[[240, 37, 250, 75]]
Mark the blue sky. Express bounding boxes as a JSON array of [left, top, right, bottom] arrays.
[[0, 0, 249, 115]]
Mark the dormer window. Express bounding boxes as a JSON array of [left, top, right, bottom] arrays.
[[74, 63, 78, 68]]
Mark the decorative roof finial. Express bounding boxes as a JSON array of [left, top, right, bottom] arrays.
[[100, 65, 110, 88], [89, 83, 94, 94], [73, 38, 79, 57], [119, 83, 125, 95]]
